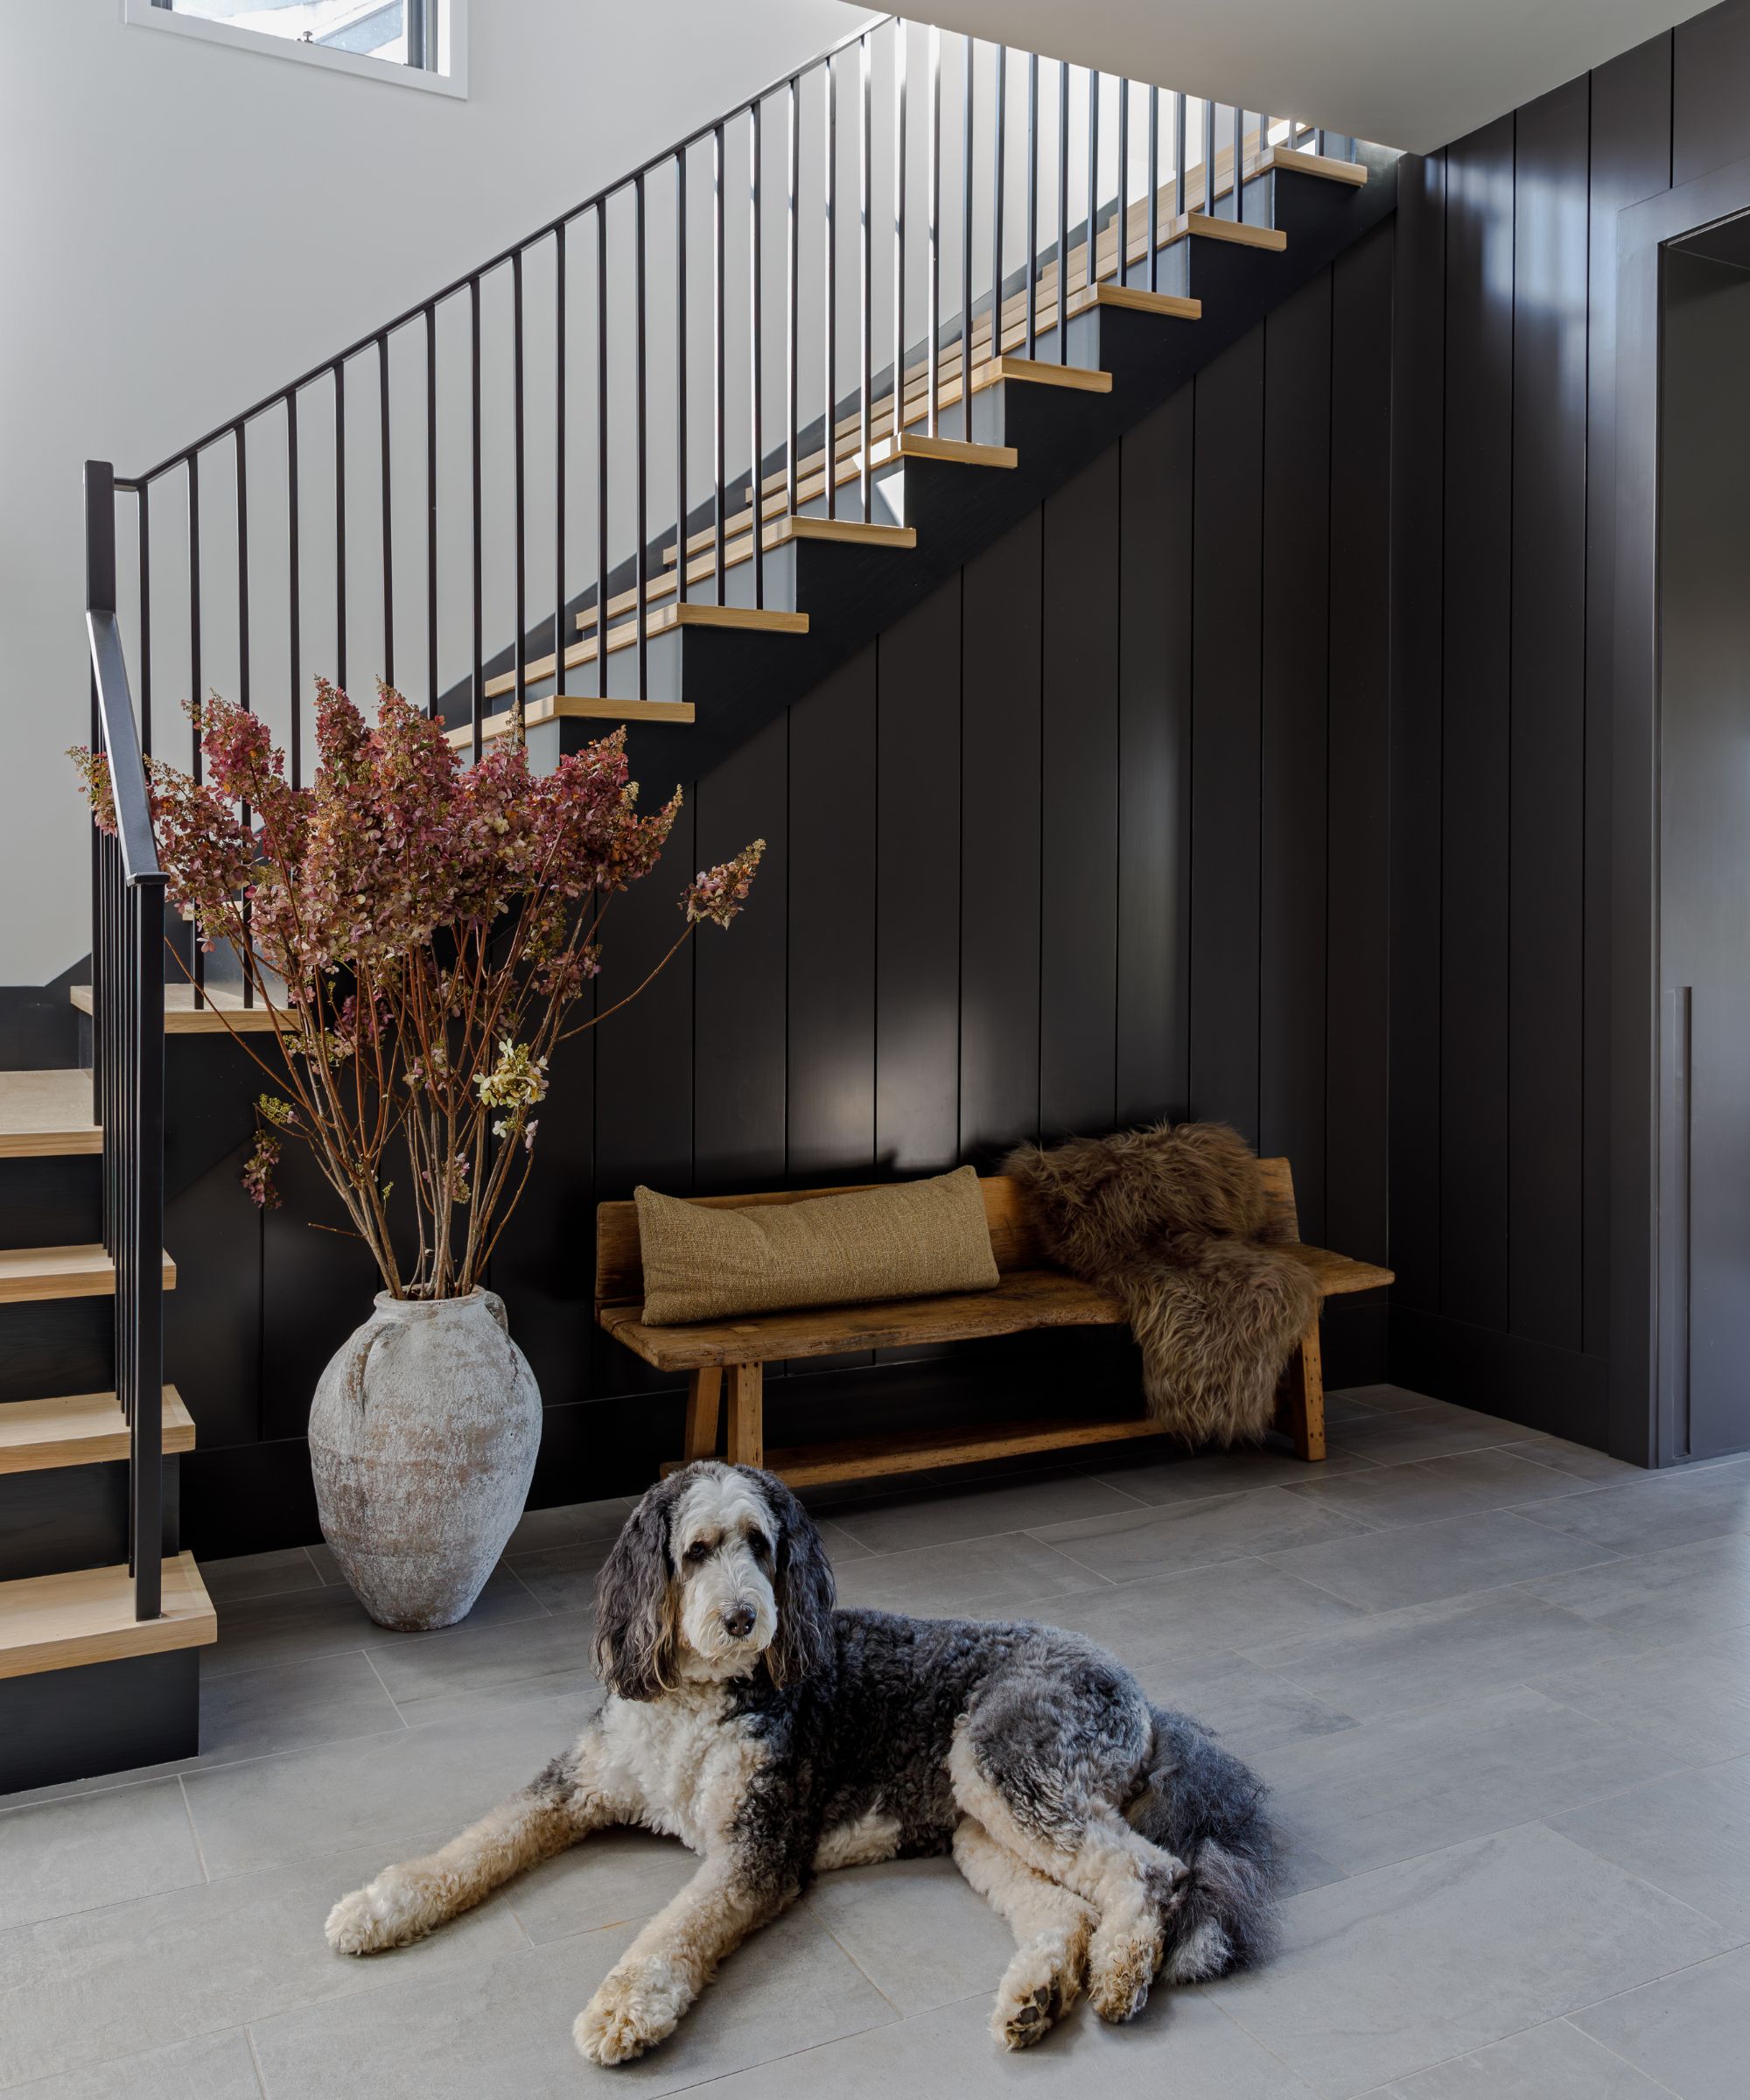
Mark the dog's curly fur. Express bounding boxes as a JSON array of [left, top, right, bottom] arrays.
[[325, 1463, 1278, 2064], [1005, 1120, 1320, 1443]]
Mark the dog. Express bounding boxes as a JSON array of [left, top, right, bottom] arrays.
[[325, 1461, 1278, 2064]]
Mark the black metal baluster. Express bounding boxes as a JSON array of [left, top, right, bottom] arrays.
[[424, 306, 437, 721], [288, 390, 302, 780], [1055, 58, 1068, 359], [858, 33, 872, 520], [749, 103, 764, 607], [1172, 88, 1185, 277], [234, 423, 253, 1007], [1116, 77, 1129, 288], [712, 124, 726, 593], [1149, 87, 1161, 291], [597, 205, 610, 693], [990, 45, 1006, 365], [187, 451, 204, 1008], [674, 161, 687, 604], [824, 53, 837, 520], [927, 24, 940, 436], [786, 79, 799, 516], [1025, 53, 1038, 356], [513, 248, 528, 718], [556, 228, 569, 655], [959, 32, 973, 401], [891, 27, 906, 453], [634, 172, 649, 687], [1086, 65, 1099, 291], [469, 278, 482, 760], [1236, 108, 1248, 219], [137, 481, 151, 755], [333, 358, 346, 690], [1202, 96, 1215, 216], [378, 334, 394, 688]]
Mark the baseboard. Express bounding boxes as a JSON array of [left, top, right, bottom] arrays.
[[1387, 1303, 1614, 1452]]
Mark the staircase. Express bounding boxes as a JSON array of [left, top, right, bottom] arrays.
[[4, 14, 1394, 1795]]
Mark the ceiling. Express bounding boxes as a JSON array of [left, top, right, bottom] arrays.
[[904, 0, 1712, 153]]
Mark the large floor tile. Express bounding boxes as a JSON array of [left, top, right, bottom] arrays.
[[1280, 1446, 1606, 1530], [1327, 1405, 1523, 1467], [504, 1827, 701, 1946], [1085, 1442, 1378, 1507], [830, 1532, 1112, 1618], [1243, 1588, 1631, 1722], [363, 1606, 598, 1723], [0, 2028, 267, 2099], [1031, 1555, 1370, 1664], [1323, 1384, 1441, 1415], [201, 1548, 325, 1606], [504, 1497, 636, 1554], [706, 1987, 1320, 2099], [1365, 2016, 1673, 2097], [1519, 1530, 1750, 1648], [1128, 1647, 1359, 1760], [1574, 1942, 1750, 2100], [0, 1778, 205, 1932], [1030, 1488, 1373, 1585], [198, 1649, 407, 1763], [802, 1853, 1016, 2015], [201, 1564, 544, 1679], [503, 1538, 616, 1614], [248, 1904, 897, 2100], [182, 1677, 598, 1880], [1514, 1460, 1750, 1558], [1213, 1822, 1736, 2098], [1257, 1685, 1678, 1875], [1264, 1508, 1616, 1614], [0, 1838, 522, 2089], [822, 1470, 1145, 1556], [1547, 1751, 1750, 1935], [1497, 1433, 1645, 1487], [1534, 1623, 1750, 1766]]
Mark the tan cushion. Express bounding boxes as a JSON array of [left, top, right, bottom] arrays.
[[634, 1169, 1001, 1326]]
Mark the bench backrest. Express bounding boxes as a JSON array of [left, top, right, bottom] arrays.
[[592, 1158, 1298, 1308]]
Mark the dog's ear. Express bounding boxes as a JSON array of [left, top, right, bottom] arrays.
[[755, 1470, 836, 1687], [592, 1481, 679, 1700]]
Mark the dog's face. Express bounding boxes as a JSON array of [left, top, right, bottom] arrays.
[[592, 1463, 836, 1700]]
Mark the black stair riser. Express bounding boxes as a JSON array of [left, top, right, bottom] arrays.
[[0, 1297, 113, 1408], [0, 1648, 200, 1796], [0, 1457, 179, 1584], [0, 1155, 102, 1250]]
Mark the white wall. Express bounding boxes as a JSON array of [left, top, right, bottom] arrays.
[[0, 0, 875, 985]]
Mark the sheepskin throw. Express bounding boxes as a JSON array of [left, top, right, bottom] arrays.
[[1004, 1123, 1320, 1446]]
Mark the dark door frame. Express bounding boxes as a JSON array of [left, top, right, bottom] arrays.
[[1613, 152, 1750, 1466]]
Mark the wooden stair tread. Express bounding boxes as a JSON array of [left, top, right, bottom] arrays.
[[448, 696, 695, 751], [69, 984, 287, 1037], [0, 1070, 101, 1158], [1257, 145, 1370, 186], [485, 601, 808, 704], [0, 1388, 195, 1475], [1183, 211, 1288, 252], [668, 1414, 1166, 1488], [0, 1242, 178, 1306], [0, 1552, 216, 1683]]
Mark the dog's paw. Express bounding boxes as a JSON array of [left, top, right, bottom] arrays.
[[324, 1869, 434, 1956], [990, 1928, 1087, 2050], [1087, 1917, 1164, 2024], [574, 1963, 687, 2066]]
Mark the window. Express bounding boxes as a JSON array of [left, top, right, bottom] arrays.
[[125, 0, 467, 98]]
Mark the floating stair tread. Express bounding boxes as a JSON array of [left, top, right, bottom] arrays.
[[0, 1552, 216, 1683], [1258, 145, 1370, 186], [0, 1071, 101, 1158], [1094, 283, 1202, 319], [448, 696, 695, 751], [983, 355, 1114, 393], [1184, 212, 1289, 252], [69, 984, 288, 1037], [0, 1242, 178, 1306], [488, 601, 808, 702], [0, 1388, 195, 1475]]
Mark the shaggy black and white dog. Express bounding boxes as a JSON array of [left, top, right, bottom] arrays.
[[326, 1461, 1278, 2064]]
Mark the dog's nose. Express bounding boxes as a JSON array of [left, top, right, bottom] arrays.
[[722, 1602, 757, 1639]]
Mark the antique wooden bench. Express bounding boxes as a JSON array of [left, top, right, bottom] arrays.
[[594, 1160, 1393, 1488]]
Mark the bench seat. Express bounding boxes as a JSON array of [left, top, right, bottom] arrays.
[[594, 1164, 1392, 1485]]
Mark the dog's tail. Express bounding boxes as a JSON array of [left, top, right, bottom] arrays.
[[1127, 1704, 1279, 1983]]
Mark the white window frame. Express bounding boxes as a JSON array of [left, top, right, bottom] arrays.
[[122, 0, 469, 100]]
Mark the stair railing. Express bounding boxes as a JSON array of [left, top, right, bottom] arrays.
[[85, 459, 168, 1625]]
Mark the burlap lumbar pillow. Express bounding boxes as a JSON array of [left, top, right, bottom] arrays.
[[635, 1167, 1000, 1325]]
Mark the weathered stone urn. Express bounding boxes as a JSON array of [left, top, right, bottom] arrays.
[[308, 1288, 542, 1631]]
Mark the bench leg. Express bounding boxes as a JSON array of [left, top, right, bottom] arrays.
[[1279, 1320, 1327, 1463], [725, 1363, 765, 1470], [682, 1368, 723, 1461]]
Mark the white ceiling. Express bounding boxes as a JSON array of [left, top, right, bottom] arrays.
[[903, 0, 1711, 154]]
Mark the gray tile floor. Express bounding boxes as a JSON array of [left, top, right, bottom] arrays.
[[4, 1385, 1748, 2097]]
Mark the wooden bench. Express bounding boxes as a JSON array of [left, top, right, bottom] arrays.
[[594, 1160, 1393, 1488]]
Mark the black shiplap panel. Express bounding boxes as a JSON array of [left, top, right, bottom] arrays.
[[876, 577, 962, 1174], [1508, 78, 1589, 1354], [1388, 153, 1446, 1311], [960, 511, 1043, 1160], [1259, 270, 1333, 1242], [1116, 389, 1193, 1130], [1040, 448, 1121, 1141], [1327, 220, 1394, 1269], [1189, 328, 1266, 1144], [692, 710, 790, 1193], [262, 1121, 376, 1441], [1439, 115, 1515, 1334], [1672, 0, 1748, 186], [1585, 33, 1673, 1362], [788, 645, 878, 1181], [168, 1140, 262, 1449]]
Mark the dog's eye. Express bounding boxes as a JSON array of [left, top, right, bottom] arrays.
[[683, 1540, 711, 1564], [747, 1532, 773, 1561]]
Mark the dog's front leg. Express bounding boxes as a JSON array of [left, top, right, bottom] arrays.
[[326, 1727, 629, 1956], [574, 1847, 791, 2066]]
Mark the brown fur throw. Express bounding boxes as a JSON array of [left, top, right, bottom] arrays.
[[1004, 1122, 1320, 1446]]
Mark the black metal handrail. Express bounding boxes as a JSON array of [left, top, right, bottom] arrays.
[[86, 459, 169, 1626]]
